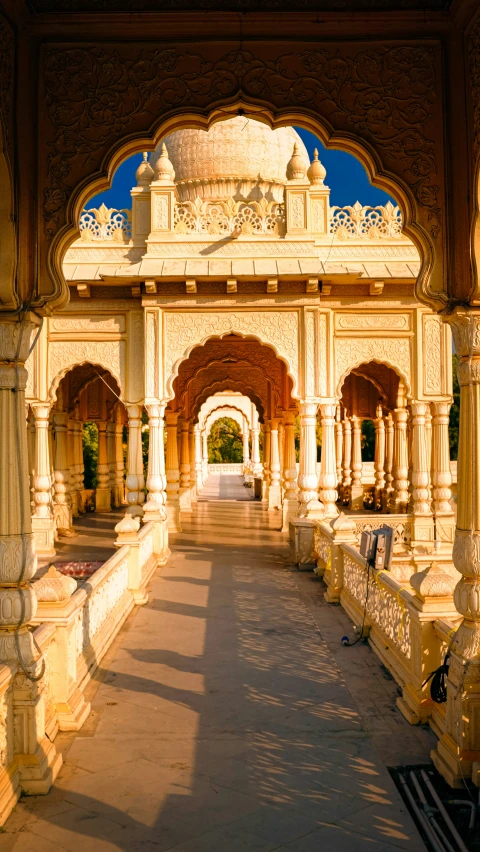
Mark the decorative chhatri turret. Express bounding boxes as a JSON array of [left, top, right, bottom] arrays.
[[153, 143, 175, 182], [286, 142, 307, 181], [135, 152, 154, 186], [307, 149, 326, 186]]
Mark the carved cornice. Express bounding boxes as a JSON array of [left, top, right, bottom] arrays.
[[42, 43, 442, 243], [29, 0, 454, 10]]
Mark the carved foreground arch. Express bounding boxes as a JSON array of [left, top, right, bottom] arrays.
[[39, 43, 446, 312], [48, 345, 125, 403]]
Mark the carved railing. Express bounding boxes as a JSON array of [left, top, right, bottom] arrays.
[[207, 463, 245, 475], [79, 203, 132, 241], [353, 515, 412, 547], [174, 197, 285, 236], [78, 199, 404, 242], [330, 201, 402, 239]]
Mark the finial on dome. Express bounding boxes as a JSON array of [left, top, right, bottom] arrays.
[[286, 142, 307, 180], [307, 148, 327, 186], [135, 152, 154, 186], [154, 143, 175, 182]]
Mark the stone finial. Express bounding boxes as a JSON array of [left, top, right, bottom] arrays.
[[286, 143, 307, 180], [135, 152, 154, 186], [331, 512, 356, 532], [307, 149, 326, 185], [33, 565, 77, 602], [153, 143, 175, 182], [115, 515, 141, 534], [410, 561, 456, 599]]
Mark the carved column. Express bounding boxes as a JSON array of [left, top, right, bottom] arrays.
[[383, 412, 395, 512], [194, 424, 203, 492], [67, 415, 78, 518], [95, 421, 112, 512], [243, 422, 250, 467], [318, 403, 338, 518], [390, 393, 409, 514], [342, 416, 352, 506], [335, 405, 343, 493], [0, 316, 41, 667], [374, 404, 386, 511], [431, 402, 455, 545], [165, 410, 181, 531], [202, 429, 209, 481], [27, 408, 35, 512], [107, 420, 116, 507], [278, 420, 284, 491], [431, 309, 480, 787], [53, 392, 73, 532], [178, 418, 192, 511], [74, 410, 85, 513], [297, 402, 323, 517], [425, 403, 433, 508], [114, 406, 125, 507], [349, 415, 363, 511], [261, 421, 271, 502], [268, 417, 282, 510], [144, 403, 167, 522], [410, 401, 434, 547], [125, 404, 144, 517], [188, 424, 197, 503], [251, 408, 262, 476], [31, 403, 55, 557], [281, 411, 298, 531]]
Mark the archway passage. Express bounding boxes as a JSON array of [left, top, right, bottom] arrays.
[[165, 334, 298, 515]]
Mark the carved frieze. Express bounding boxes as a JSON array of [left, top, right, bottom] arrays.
[[50, 315, 126, 333], [164, 310, 299, 394], [335, 313, 410, 331], [48, 339, 125, 399], [335, 337, 411, 393], [42, 43, 442, 244]]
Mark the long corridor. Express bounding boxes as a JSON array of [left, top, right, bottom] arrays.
[[1, 482, 434, 851]]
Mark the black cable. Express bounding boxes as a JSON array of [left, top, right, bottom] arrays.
[[423, 653, 450, 704]]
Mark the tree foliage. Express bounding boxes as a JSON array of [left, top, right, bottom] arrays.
[[208, 417, 243, 463], [82, 422, 99, 488], [449, 353, 460, 461]]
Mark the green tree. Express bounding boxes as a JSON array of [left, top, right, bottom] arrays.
[[449, 353, 460, 460], [82, 422, 99, 488], [208, 417, 243, 463], [361, 419, 375, 462]]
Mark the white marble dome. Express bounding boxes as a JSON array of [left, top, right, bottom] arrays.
[[150, 117, 309, 203]]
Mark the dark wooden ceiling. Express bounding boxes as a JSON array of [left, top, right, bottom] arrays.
[[26, 0, 454, 13]]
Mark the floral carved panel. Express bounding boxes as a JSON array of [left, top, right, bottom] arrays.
[[163, 311, 299, 396], [423, 315, 442, 394], [335, 337, 411, 394], [48, 340, 126, 400], [41, 43, 443, 251]]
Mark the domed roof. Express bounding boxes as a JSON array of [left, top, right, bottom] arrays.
[[150, 117, 309, 202]]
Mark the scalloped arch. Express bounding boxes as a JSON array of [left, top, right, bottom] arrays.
[[48, 357, 123, 404], [336, 357, 410, 400]]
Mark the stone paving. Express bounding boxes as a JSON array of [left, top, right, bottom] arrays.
[[0, 476, 435, 851]]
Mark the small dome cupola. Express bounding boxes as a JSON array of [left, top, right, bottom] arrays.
[[135, 152, 154, 186], [286, 142, 307, 180], [307, 149, 327, 186], [153, 143, 175, 182]]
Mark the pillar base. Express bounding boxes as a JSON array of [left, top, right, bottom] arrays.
[[268, 485, 282, 511], [281, 498, 298, 532], [17, 737, 63, 796], [434, 514, 456, 547], [166, 501, 182, 533], [411, 515, 435, 552], [289, 518, 317, 568], [95, 487, 112, 512], [431, 733, 476, 789], [31, 516, 56, 557], [349, 485, 364, 511], [54, 503, 72, 531], [56, 689, 91, 732], [179, 489, 192, 512]]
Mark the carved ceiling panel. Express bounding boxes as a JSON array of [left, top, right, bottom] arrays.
[[30, 1, 453, 10]]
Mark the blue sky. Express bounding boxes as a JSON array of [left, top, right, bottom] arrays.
[[88, 126, 394, 210]]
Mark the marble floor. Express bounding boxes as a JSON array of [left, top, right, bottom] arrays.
[[0, 478, 435, 851]]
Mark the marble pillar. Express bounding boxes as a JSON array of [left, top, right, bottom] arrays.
[[374, 405, 386, 511], [202, 429, 209, 481], [268, 417, 282, 510], [342, 416, 352, 506], [391, 393, 409, 513], [188, 424, 197, 503], [251, 409, 262, 476], [319, 403, 338, 517], [107, 419, 116, 508], [242, 423, 250, 467], [383, 412, 395, 512], [297, 402, 322, 517], [31, 403, 55, 556], [96, 420, 112, 512], [431, 401, 455, 546], [178, 419, 192, 512], [281, 411, 298, 531], [165, 411, 181, 531], [350, 415, 363, 511], [125, 404, 144, 517], [144, 403, 167, 521], [114, 406, 125, 507], [410, 401, 434, 546], [261, 422, 271, 502], [335, 405, 343, 492], [67, 415, 78, 518], [194, 424, 203, 492], [53, 393, 73, 532]]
